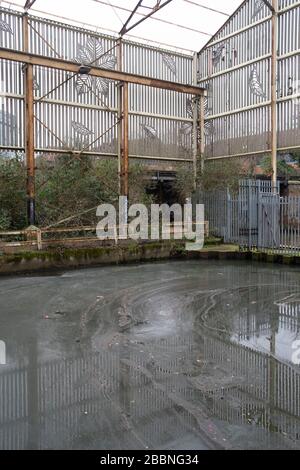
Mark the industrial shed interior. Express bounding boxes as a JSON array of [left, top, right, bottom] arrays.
[[0, 1, 299, 204], [2, 0, 300, 453]]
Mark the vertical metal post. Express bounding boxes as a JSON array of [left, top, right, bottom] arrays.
[[122, 82, 129, 199], [199, 93, 205, 179], [192, 52, 199, 190], [117, 37, 129, 200], [117, 37, 123, 195], [23, 13, 35, 225], [118, 79, 129, 233], [271, 0, 278, 190]]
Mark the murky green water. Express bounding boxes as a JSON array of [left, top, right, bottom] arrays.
[[0, 260, 300, 450]]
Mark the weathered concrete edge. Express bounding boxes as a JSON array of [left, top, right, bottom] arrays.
[[0, 243, 299, 275], [246, 251, 300, 265], [0, 241, 189, 275], [195, 249, 300, 266]]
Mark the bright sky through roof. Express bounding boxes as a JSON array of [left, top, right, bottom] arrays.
[[1, 0, 242, 53]]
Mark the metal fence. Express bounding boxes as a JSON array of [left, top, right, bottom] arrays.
[[198, 0, 300, 160], [201, 179, 300, 254], [0, 6, 195, 168]]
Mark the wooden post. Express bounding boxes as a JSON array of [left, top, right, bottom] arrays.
[[23, 13, 35, 225], [271, 0, 278, 190]]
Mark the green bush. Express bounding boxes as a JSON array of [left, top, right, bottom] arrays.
[[0, 209, 11, 231], [260, 155, 298, 178], [173, 163, 195, 202], [36, 155, 154, 227], [199, 159, 245, 193], [0, 153, 154, 230], [0, 155, 27, 229]]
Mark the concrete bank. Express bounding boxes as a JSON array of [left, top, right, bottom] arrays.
[[0, 237, 225, 275], [0, 241, 187, 275], [1, 239, 299, 275], [196, 248, 300, 265]]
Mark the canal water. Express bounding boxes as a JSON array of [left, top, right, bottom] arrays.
[[0, 260, 300, 450]]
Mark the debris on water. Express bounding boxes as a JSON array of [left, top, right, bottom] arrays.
[[135, 319, 149, 326], [43, 311, 66, 320], [119, 316, 132, 329]]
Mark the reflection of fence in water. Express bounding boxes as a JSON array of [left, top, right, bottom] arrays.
[[0, 334, 196, 449], [237, 301, 300, 339], [1, 327, 300, 448], [201, 386, 300, 446], [278, 302, 300, 333], [203, 335, 300, 442]]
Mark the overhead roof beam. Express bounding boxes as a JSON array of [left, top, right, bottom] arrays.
[[119, 0, 174, 36], [183, 0, 230, 16], [0, 47, 205, 95], [93, 0, 211, 37], [119, 0, 143, 36], [24, 0, 37, 11]]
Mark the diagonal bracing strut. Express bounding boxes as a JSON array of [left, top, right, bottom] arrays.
[[24, 0, 37, 11], [119, 0, 174, 37]]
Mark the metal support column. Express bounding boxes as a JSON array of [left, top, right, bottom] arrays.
[[117, 34, 129, 199], [121, 82, 129, 199], [117, 37, 123, 195], [199, 93, 205, 180], [271, 0, 278, 189], [23, 13, 35, 225], [192, 52, 199, 190]]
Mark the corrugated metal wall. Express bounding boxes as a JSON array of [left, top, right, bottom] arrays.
[[0, 7, 194, 166], [198, 0, 300, 160]]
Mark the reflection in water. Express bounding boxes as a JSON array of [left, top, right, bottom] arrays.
[[0, 261, 300, 449], [191, 278, 300, 448]]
